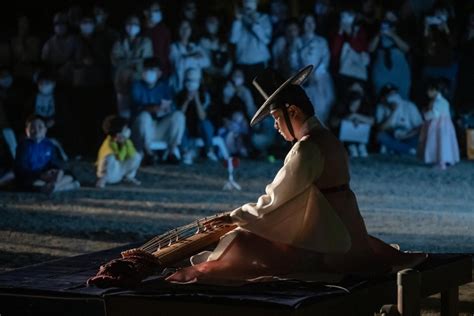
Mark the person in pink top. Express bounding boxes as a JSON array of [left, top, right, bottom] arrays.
[[418, 80, 460, 170], [166, 65, 427, 284]]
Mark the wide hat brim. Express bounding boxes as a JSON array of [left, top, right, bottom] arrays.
[[250, 65, 313, 126]]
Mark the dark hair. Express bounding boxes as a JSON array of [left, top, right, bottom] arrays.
[[143, 57, 161, 70], [378, 83, 398, 101], [25, 114, 46, 127], [274, 85, 315, 117], [102, 115, 128, 136], [36, 70, 56, 83]]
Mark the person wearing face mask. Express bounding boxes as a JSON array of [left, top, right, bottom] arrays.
[[330, 8, 369, 92], [41, 12, 80, 86], [229, 0, 272, 85], [198, 15, 233, 89], [131, 58, 185, 165], [169, 19, 210, 92], [92, 6, 119, 61], [368, 10, 411, 99], [375, 84, 423, 155], [176, 67, 217, 164], [96, 115, 142, 188], [111, 15, 153, 119], [142, 2, 172, 77]]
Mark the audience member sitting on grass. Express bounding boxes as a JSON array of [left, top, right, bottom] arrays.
[[14, 115, 79, 193], [96, 115, 142, 188]]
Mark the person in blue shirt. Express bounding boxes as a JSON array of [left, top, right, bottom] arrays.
[[131, 58, 185, 164], [14, 115, 80, 193]]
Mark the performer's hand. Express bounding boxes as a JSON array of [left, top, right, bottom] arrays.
[[203, 214, 234, 230]]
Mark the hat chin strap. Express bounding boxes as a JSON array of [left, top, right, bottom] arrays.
[[283, 105, 296, 144]]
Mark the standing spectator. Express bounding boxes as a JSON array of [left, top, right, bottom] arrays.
[[455, 10, 474, 113], [331, 82, 374, 158], [74, 14, 111, 154], [10, 15, 41, 86], [421, 5, 457, 100], [198, 15, 233, 89], [269, 0, 289, 39], [313, 0, 338, 37], [14, 115, 79, 193], [0, 67, 24, 134], [272, 18, 300, 79], [111, 15, 153, 119], [131, 58, 185, 164], [229, 0, 272, 84], [330, 9, 370, 93], [176, 68, 217, 164], [292, 14, 335, 124], [142, 1, 172, 78], [96, 115, 142, 188], [180, 0, 200, 33], [369, 10, 411, 99], [375, 84, 423, 155], [93, 5, 119, 74], [418, 80, 459, 170], [41, 12, 80, 87], [169, 19, 210, 92]]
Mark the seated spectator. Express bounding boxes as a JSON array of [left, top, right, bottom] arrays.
[[111, 15, 153, 119], [330, 8, 370, 93], [169, 19, 210, 92], [96, 115, 142, 188], [0, 96, 16, 187], [375, 84, 423, 155], [421, 4, 458, 100], [331, 82, 374, 158], [218, 111, 250, 158], [142, 1, 172, 78], [418, 80, 459, 170], [14, 115, 79, 193], [368, 10, 411, 99], [131, 58, 185, 164], [23, 71, 69, 160], [176, 68, 217, 164], [41, 12, 80, 87]]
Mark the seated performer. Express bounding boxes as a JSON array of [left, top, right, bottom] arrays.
[[89, 65, 427, 287], [165, 65, 427, 284]]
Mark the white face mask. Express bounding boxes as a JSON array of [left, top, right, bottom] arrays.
[[0, 75, 13, 89], [126, 24, 140, 37], [80, 22, 95, 35], [38, 82, 55, 95], [386, 93, 402, 104], [121, 127, 131, 139], [232, 76, 244, 86], [206, 23, 218, 35], [243, 0, 258, 12], [143, 70, 158, 85], [150, 10, 162, 24], [185, 80, 200, 92], [341, 12, 355, 26]]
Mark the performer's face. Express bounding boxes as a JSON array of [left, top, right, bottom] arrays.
[[271, 109, 293, 141]]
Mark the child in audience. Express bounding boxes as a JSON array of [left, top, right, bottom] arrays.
[[96, 115, 142, 188], [418, 81, 460, 170], [14, 115, 79, 193]]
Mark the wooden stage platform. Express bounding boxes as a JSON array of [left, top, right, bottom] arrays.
[[0, 244, 471, 316]]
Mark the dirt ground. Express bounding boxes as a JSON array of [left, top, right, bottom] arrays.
[[0, 154, 472, 314]]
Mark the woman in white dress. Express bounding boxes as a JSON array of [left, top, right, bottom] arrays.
[[290, 14, 335, 124]]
